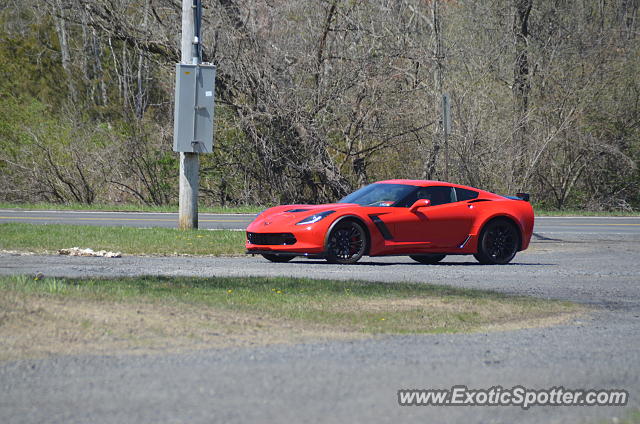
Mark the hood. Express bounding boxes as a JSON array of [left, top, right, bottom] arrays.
[[253, 203, 357, 227]]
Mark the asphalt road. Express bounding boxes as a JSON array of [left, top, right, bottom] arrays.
[[1, 208, 639, 235], [1, 232, 639, 423]]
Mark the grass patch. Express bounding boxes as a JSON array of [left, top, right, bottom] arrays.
[[596, 409, 640, 424], [0, 201, 263, 214], [0, 223, 245, 255], [0, 274, 583, 360]]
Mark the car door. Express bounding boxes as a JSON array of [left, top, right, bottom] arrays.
[[385, 186, 476, 248]]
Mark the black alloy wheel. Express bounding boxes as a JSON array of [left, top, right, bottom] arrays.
[[474, 218, 520, 265], [326, 221, 367, 264]]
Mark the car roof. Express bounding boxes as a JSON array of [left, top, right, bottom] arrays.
[[376, 179, 452, 187], [375, 179, 498, 197]]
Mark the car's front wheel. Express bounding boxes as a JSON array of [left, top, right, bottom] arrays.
[[326, 221, 367, 264], [474, 218, 520, 264], [261, 254, 294, 263], [409, 254, 446, 264]]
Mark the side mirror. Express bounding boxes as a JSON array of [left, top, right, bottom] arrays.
[[410, 198, 431, 213]]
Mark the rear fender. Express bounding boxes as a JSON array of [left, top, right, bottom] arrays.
[[472, 213, 526, 251]]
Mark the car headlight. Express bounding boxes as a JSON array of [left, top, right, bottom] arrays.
[[296, 210, 335, 225]]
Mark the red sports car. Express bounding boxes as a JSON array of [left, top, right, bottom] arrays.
[[246, 180, 534, 265]]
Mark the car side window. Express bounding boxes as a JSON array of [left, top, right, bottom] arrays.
[[455, 187, 479, 201], [414, 186, 455, 206]]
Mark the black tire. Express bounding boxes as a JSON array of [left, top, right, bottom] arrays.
[[261, 254, 294, 263], [326, 221, 367, 264], [474, 218, 520, 265], [409, 254, 446, 264]]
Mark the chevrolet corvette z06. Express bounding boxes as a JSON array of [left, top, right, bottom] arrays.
[[246, 180, 533, 265]]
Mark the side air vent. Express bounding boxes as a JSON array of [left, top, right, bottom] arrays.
[[468, 199, 491, 204], [368, 215, 393, 240], [285, 209, 311, 213]]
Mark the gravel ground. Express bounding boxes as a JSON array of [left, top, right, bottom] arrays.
[[1, 233, 639, 423]]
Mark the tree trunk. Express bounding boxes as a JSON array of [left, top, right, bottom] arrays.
[[513, 0, 533, 189], [53, 0, 76, 101], [423, 0, 444, 180]]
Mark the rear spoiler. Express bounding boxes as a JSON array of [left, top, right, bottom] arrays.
[[503, 193, 530, 201]]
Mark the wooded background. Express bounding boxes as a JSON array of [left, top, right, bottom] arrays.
[[1, 0, 638, 210]]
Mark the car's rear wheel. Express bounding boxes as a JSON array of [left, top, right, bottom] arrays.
[[409, 254, 446, 264], [326, 221, 367, 264], [474, 218, 520, 265], [261, 254, 294, 263]]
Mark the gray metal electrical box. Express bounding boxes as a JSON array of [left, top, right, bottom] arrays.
[[173, 63, 216, 153]]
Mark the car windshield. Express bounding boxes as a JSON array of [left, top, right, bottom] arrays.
[[338, 183, 417, 207]]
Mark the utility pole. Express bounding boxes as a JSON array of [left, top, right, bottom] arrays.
[[178, 0, 201, 229]]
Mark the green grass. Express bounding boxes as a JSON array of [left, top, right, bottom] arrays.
[[0, 201, 264, 214], [0, 223, 246, 255], [0, 274, 581, 335], [596, 409, 640, 424]]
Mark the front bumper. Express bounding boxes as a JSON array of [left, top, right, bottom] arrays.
[[245, 226, 327, 255]]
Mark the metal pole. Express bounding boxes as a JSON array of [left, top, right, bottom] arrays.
[[178, 0, 200, 230]]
